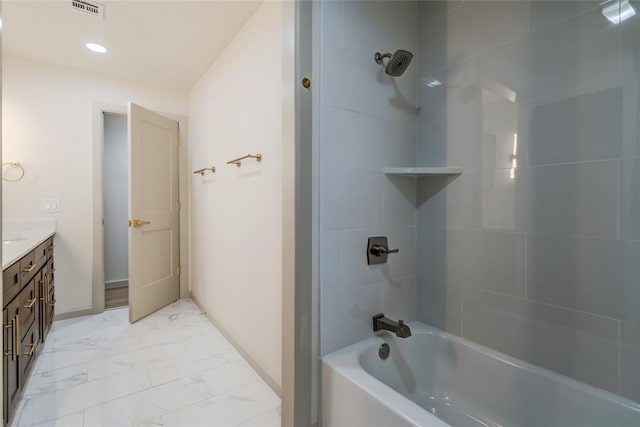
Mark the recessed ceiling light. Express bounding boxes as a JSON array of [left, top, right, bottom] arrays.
[[86, 42, 107, 53]]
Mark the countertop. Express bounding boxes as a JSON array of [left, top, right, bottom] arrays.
[[2, 219, 56, 270]]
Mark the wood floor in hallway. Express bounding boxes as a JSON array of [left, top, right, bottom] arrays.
[[11, 299, 281, 427], [105, 282, 129, 310]]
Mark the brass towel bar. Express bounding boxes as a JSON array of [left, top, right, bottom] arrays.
[[193, 166, 216, 176], [227, 153, 262, 168]]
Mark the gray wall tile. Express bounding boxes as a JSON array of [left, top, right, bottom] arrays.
[[417, 227, 526, 297], [621, 321, 640, 402], [526, 87, 623, 166], [462, 169, 526, 232], [416, 280, 462, 335], [529, 1, 602, 32], [622, 159, 640, 241], [525, 160, 620, 239], [416, 112, 478, 169], [382, 276, 417, 322], [319, 0, 419, 356], [527, 234, 640, 323], [384, 176, 417, 227], [417, 174, 463, 228], [467, 6, 620, 104], [419, 1, 528, 75], [322, 283, 384, 355], [462, 289, 620, 394]]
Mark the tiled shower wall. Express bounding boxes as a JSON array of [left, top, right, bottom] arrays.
[[416, 0, 640, 402], [319, 0, 420, 355]]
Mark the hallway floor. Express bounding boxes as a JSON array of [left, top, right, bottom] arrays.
[[11, 300, 281, 427]]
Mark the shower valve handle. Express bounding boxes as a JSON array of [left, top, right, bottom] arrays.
[[370, 245, 399, 256]]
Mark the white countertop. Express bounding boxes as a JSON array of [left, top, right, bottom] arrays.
[[2, 219, 56, 270]]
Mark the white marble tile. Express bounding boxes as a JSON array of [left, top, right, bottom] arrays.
[[161, 381, 280, 427], [83, 375, 212, 427], [15, 299, 280, 427], [236, 408, 281, 427], [201, 361, 260, 396], [87, 343, 187, 381], [35, 348, 118, 374], [23, 362, 89, 397], [147, 349, 237, 387], [22, 411, 85, 427], [18, 368, 151, 425]]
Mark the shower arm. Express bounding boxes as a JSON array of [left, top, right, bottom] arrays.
[[374, 52, 393, 64]]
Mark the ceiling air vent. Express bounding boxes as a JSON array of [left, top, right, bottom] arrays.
[[70, 0, 104, 19]]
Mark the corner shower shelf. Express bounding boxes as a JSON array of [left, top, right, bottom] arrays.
[[383, 167, 463, 177]]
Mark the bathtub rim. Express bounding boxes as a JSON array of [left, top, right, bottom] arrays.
[[322, 332, 450, 427], [322, 321, 640, 418]]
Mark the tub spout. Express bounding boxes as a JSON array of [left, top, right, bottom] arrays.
[[373, 313, 412, 338]]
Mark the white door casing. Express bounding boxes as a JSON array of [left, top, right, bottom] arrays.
[[128, 102, 180, 322]]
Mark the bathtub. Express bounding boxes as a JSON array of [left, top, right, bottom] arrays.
[[322, 322, 640, 427]]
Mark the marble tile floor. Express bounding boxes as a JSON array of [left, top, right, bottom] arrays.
[[11, 299, 281, 427]]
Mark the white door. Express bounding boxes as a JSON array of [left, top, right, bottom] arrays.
[[128, 102, 180, 322]]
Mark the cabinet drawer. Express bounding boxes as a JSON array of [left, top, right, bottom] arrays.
[[45, 237, 54, 260], [20, 321, 38, 381], [34, 241, 48, 269], [18, 275, 38, 341], [19, 252, 36, 287], [3, 262, 21, 307]]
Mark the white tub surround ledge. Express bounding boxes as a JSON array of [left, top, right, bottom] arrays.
[[3, 219, 56, 270]]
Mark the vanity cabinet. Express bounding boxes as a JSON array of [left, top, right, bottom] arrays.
[[3, 237, 54, 425]]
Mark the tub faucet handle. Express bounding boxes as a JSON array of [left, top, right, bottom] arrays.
[[370, 245, 399, 256]]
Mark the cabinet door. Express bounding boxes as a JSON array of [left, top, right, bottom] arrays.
[[3, 299, 21, 424], [20, 322, 38, 381], [41, 260, 55, 339], [19, 273, 38, 341]]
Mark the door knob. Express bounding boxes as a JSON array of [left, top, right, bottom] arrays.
[[130, 219, 151, 228]]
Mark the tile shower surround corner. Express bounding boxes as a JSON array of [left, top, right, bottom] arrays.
[[319, 0, 640, 405], [12, 300, 281, 427]]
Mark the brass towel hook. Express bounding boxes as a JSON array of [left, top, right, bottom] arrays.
[[193, 166, 216, 176], [2, 162, 25, 182], [227, 153, 262, 168]]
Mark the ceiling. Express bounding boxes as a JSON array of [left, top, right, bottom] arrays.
[[2, 0, 262, 92]]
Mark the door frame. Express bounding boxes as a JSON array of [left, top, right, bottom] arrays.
[[91, 103, 190, 314]]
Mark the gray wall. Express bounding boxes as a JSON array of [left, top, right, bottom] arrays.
[[416, 0, 640, 402], [319, 0, 419, 355], [103, 114, 129, 284]]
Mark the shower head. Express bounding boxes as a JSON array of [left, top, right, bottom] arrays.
[[375, 49, 414, 77]]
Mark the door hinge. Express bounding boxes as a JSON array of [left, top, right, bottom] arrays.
[[177, 136, 182, 146], [177, 201, 182, 211], [177, 265, 182, 275]]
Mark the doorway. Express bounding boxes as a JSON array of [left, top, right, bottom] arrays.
[[103, 112, 129, 309]]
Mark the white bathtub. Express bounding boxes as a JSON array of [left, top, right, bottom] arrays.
[[322, 322, 640, 427]]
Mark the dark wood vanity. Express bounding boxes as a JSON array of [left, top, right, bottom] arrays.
[[3, 236, 55, 424]]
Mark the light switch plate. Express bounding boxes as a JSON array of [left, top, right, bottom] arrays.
[[41, 198, 61, 213]]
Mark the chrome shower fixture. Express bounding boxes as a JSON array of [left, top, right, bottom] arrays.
[[374, 49, 414, 77]]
